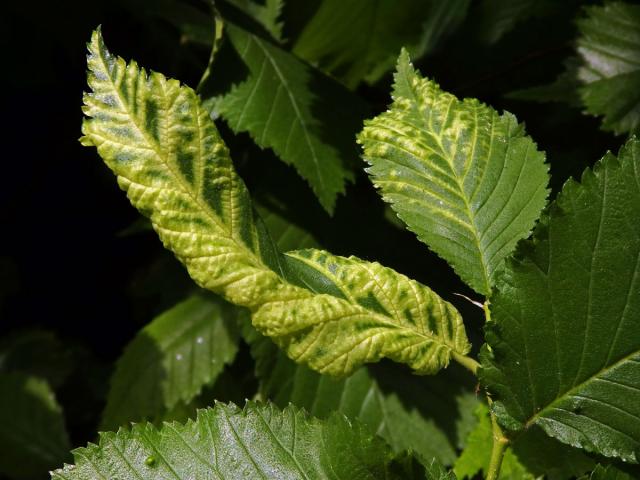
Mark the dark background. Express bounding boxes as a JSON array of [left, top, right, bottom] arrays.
[[0, 0, 620, 455]]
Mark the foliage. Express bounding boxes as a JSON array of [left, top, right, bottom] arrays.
[[4, 1, 640, 479], [512, 1, 640, 136]]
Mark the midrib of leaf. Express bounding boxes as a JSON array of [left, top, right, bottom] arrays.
[[574, 168, 609, 386], [525, 348, 640, 430], [254, 409, 309, 480], [286, 252, 460, 351], [96, 41, 267, 274], [240, 33, 325, 193], [405, 85, 492, 293], [222, 408, 269, 479]]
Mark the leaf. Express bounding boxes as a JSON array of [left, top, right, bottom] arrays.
[[358, 51, 549, 295], [244, 323, 478, 466], [0, 329, 73, 389], [473, 0, 556, 45], [101, 293, 241, 430], [424, 459, 458, 480], [0, 373, 70, 479], [81, 27, 297, 310], [293, 0, 469, 88], [513, 2, 640, 135], [454, 403, 594, 480], [52, 402, 407, 480], [576, 2, 640, 135], [454, 404, 534, 480], [264, 248, 471, 375], [506, 57, 582, 107], [216, 23, 369, 214], [225, 0, 284, 42], [255, 202, 320, 251], [81, 29, 469, 377], [413, 0, 470, 59], [587, 464, 636, 480], [512, 427, 595, 480], [480, 138, 640, 462]]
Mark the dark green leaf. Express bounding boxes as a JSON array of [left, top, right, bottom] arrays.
[[473, 0, 557, 45], [215, 23, 368, 213], [101, 293, 240, 430], [454, 403, 594, 479], [256, 202, 320, 251], [481, 139, 640, 462], [577, 2, 640, 135], [53, 402, 407, 479], [225, 0, 284, 42], [293, 0, 469, 88], [454, 404, 534, 480], [0, 373, 70, 479], [245, 324, 478, 466], [587, 464, 635, 480], [0, 330, 73, 389]]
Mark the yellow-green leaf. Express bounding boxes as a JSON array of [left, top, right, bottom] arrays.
[[264, 249, 470, 375], [81, 28, 470, 378], [359, 50, 549, 295]]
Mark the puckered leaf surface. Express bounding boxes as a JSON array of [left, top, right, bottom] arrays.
[[481, 139, 640, 462], [359, 51, 549, 295], [52, 402, 406, 480], [268, 249, 470, 375], [81, 29, 470, 377], [216, 23, 368, 214], [577, 2, 640, 135], [101, 293, 240, 430], [0, 373, 70, 479], [244, 323, 477, 466]]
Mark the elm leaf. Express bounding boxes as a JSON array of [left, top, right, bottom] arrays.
[[481, 139, 640, 462], [359, 51, 549, 295]]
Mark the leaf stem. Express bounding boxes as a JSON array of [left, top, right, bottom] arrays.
[[483, 300, 492, 322], [196, 7, 224, 93], [486, 396, 509, 480], [451, 352, 480, 375]]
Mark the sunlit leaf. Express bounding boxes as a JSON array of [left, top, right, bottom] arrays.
[[359, 51, 549, 295], [81, 29, 470, 378]]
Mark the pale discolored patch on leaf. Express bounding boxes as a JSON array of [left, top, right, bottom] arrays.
[[262, 249, 470, 375]]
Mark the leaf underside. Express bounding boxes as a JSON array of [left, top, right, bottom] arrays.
[[101, 293, 240, 430], [217, 23, 368, 214], [359, 50, 549, 295], [52, 402, 405, 480], [577, 2, 640, 135], [481, 139, 640, 462], [81, 29, 469, 377]]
